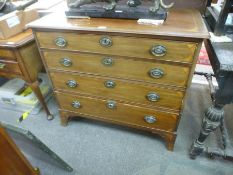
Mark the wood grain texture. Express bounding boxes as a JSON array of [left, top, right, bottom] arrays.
[[0, 71, 22, 79], [0, 127, 40, 175], [0, 48, 15, 60], [50, 71, 184, 111], [179, 42, 203, 117], [28, 9, 209, 39], [37, 32, 197, 63], [0, 60, 22, 74], [58, 109, 177, 151], [43, 51, 191, 87], [18, 42, 43, 82], [55, 92, 179, 132], [0, 30, 34, 48]]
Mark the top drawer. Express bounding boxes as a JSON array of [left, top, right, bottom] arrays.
[[36, 32, 197, 63], [0, 48, 15, 60]]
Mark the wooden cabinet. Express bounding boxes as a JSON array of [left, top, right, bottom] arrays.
[[0, 127, 40, 175], [29, 9, 209, 150], [0, 30, 53, 120]]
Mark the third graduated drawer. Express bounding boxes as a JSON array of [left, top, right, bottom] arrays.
[[50, 71, 184, 111], [55, 92, 179, 133], [43, 51, 191, 88]]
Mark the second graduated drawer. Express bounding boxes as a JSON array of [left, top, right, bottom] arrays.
[[50, 71, 185, 110], [43, 51, 191, 88]]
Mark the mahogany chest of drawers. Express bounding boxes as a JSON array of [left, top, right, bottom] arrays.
[[29, 9, 209, 150]]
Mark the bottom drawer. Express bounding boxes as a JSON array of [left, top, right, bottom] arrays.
[[55, 92, 179, 132]]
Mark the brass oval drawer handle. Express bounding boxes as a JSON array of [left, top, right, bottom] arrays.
[[150, 45, 167, 57], [0, 63, 6, 69], [102, 57, 114, 66], [55, 37, 67, 47], [72, 100, 81, 109], [144, 115, 157, 124], [148, 68, 164, 79], [104, 80, 116, 88], [99, 36, 112, 47], [106, 100, 116, 109], [60, 58, 72, 67], [146, 92, 160, 102], [66, 80, 78, 88]]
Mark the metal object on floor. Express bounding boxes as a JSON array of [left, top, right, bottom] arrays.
[[0, 121, 73, 172], [190, 72, 233, 161]]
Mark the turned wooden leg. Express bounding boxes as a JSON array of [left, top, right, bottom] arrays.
[[190, 105, 224, 159], [59, 110, 69, 126], [28, 81, 54, 120]]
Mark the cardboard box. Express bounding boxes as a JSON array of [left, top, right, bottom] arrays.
[[0, 73, 52, 115], [22, 8, 39, 29], [0, 11, 24, 39], [0, 9, 39, 39]]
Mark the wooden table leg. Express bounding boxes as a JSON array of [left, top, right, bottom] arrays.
[[189, 105, 224, 159], [28, 81, 54, 120]]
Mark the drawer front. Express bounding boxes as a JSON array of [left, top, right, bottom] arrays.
[[50, 72, 184, 110], [43, 51, 191, 87], [56, 92, 179, 132], [0, 48, 15, 60], [0, 60, 21, 74], [37, 32, 197, 63]]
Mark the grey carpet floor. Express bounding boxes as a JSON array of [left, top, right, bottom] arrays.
[[0, 83, 233, 175]]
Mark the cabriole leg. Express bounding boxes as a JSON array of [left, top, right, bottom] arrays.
[[29, 81, 54, 120]]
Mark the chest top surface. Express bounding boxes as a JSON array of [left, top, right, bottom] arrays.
[[0, 30, 33, 48], [28, 9, 209, 39]]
